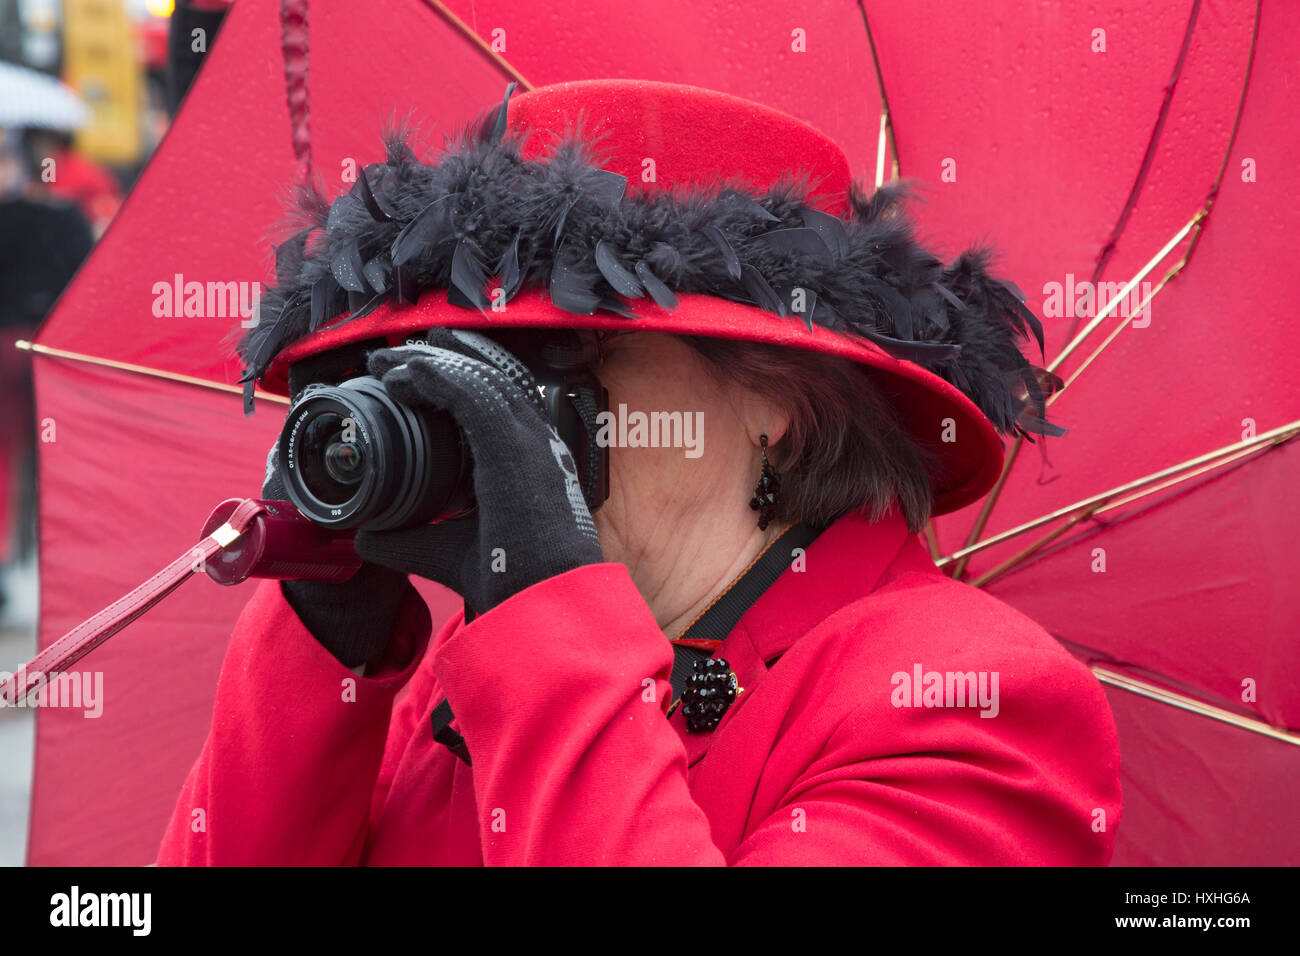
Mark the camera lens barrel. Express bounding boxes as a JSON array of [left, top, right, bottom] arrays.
[[277, 377, 471, 531]]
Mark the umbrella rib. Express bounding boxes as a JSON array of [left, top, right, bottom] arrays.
[[937, 418, 1300, 571], [14, 341, 291, 405], [1053, 261, 1175, 399], [950, 214, 1199, 578], [967, 442, 1262, 589], [1091, 667, 1300, 747], [1063, 0, 1204, 343], [1051, 0, 1260, 379], [951, 7, 1262, 579], [419, 0, 535, 91], [1176, 0, 1262, 268], [855, 0, 900, 186], [1047, 211, 1202, 375], [922, 521, 941, 563]]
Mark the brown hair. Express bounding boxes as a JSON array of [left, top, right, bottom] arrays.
[[681, 336, 938, 533]]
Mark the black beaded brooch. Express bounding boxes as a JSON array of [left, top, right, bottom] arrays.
[[682, 658, 740, 734]]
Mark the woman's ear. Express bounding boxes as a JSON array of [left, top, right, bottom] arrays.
[[738, 390, 791, 453]]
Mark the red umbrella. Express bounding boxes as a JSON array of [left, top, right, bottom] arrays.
[[888, 0, 1300, 865], [20, 0, 1296, 865]]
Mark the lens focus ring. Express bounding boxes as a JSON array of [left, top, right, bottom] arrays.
[[276, 375, 468, 531]]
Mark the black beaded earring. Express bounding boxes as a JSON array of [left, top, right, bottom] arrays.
[[748, 434, 780, 530]]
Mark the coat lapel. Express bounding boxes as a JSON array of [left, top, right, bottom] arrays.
[[669, 511, 913, 766]]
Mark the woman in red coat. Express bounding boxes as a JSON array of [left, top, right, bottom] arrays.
[[158, 80, 1121, 866]]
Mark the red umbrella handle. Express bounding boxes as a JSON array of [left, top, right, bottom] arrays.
[[0, 498, 359, 705]]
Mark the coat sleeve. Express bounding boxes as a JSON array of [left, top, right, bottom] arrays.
[[430, 563, 1121, 866], [155, 577, 434, 866], [431, 562, 726, 865]]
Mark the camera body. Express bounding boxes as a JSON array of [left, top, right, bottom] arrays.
[[276, 329, 609, 532]]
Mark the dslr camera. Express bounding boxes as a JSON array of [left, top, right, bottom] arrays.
[[276, 328, 610, 531]]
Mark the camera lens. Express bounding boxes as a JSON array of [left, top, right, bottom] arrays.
[[324, 439, 364, 485], [295, 412, 365, 505], [276, 377, 471, 531]]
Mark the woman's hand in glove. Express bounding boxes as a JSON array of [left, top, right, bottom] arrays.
[[353, 328, 604, 619]]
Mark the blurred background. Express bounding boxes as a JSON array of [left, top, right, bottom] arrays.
[[0, 0, 229, 865]]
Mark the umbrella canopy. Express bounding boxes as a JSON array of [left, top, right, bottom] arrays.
[[904, 0, 1300, 865], [23, 0, 1297, 865], [0, 61, 89, 132]]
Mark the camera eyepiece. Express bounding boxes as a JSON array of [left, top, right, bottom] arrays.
[[276, 377, 470, 531]]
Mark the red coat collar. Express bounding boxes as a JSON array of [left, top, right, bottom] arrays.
[[669, 509, 917, 761], [740, 509, 912, 664]]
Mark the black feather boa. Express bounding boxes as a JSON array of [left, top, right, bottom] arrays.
[[239, 85, 1061, 439]]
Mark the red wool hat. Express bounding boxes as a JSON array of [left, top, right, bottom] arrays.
[[241, 79, 1058, 515]]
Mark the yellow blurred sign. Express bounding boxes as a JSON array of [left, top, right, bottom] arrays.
[[62, 0, 142, 166]]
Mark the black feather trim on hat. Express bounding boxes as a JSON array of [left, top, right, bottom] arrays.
[[238, 86, 1061, 438]]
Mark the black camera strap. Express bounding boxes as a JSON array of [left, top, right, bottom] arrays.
[[665, 521, 822, 714], [430, 521, 822, 765], [567, 384, 604, 507]]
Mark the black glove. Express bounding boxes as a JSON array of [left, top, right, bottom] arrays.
[[263, 444, 418, 668], [353, 328, 604, 618]]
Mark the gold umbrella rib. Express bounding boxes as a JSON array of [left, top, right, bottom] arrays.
[[1072, 0, 1204, 342], [938, 418, 1300, 571], [970, 442, 1270, 589], [1054, 261, 1178, 398], [856, 0, 900, 187], [420, 0, 535, 91], [1093, 667, 1300, 747], [922, 521, 941, 563], [1048, 211, 1203, 376], [14, 341, 291, 406], [953, 5, 1261, 577], [951, 213, 1201, 578]]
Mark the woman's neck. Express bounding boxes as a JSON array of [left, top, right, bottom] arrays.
[[646, 519, 792, 641]]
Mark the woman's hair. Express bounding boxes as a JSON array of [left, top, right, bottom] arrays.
[[680, 336, 938, 533]]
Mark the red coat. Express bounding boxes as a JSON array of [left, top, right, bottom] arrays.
[[156, 510, 1121, 865]]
